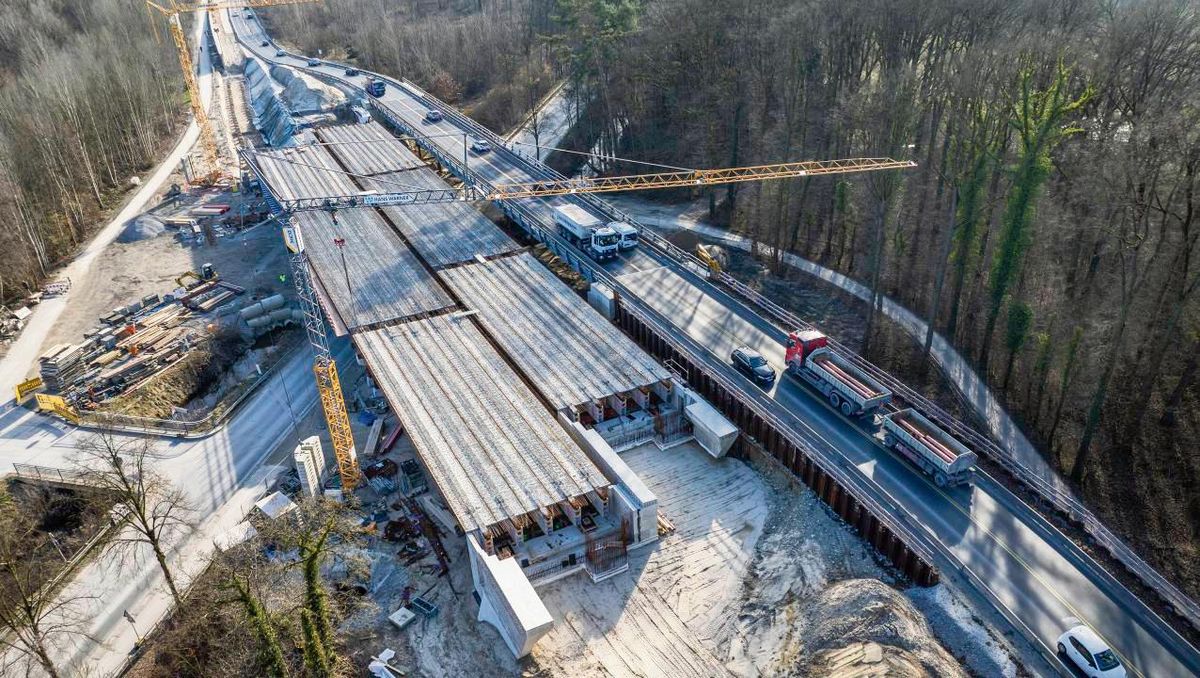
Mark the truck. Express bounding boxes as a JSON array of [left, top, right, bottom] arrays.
[[609, 221, 639, 250], [880, 408, 977, 487], [554, 205, 620, 262], [785, 329, 892, 417], [365, 79, 386, 97]]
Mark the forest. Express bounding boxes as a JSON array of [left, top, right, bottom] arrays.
[[265, 0, 1200, 602], [260, 0, 558, 134], [0, 0, 185, 307]]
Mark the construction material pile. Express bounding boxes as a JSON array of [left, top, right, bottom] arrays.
[[37, 274, 246, 410]]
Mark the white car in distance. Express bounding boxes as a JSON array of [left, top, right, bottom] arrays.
[[1056, 624, 1127, 677]]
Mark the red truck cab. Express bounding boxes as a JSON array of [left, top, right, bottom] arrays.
[[785, 329, 828, 367]]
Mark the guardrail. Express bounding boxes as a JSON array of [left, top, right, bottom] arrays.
[[12, 462, 102, 488], [711, 273, 1200, 632]]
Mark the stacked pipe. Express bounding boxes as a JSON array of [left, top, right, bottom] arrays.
[[896, 417, 958, 464], [815, 356, 877, 398]]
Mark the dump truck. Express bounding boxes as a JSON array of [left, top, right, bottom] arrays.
[[785, 329, 892, 416], [554, 205, 620, 261], [880, 408, 977, 487]]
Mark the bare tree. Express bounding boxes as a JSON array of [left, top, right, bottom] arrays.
[[72, 429, 194, 606], [0, 490, 94, 678]]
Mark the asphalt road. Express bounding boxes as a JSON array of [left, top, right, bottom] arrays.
[[230, 12, 1200, 677]]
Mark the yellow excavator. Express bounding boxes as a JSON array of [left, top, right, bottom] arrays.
[[175, 263, 216, 289], [696, 244, 723, 276]]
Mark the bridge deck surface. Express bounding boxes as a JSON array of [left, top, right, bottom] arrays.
[[356, 314, 609, 534], [443, 252, 670, 411]]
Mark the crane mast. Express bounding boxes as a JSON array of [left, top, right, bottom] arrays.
[[145, 0, 321, 184], [283, 223, 361, 491]]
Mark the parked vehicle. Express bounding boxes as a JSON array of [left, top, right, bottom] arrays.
[[553, 205, 619, 262], [425, 109, 443, 122], [786, 329, 891, 417], [366, 79, 386, 97], [345, 67, 360, 76], [469, 137, 491, 153], [731, 347, 775, 387], [1057, 625, 1127, 677], [609, 221, 639, 250], [881, 409, 976, 486]]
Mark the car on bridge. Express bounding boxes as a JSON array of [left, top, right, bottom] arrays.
[[1057, 624, 1127, 677], [731, 346, 775, 388], [470, 137, 492, 154], [260, 40, 269, 47], [425, 109, 443, 123], [307, 58, 320, 67], [345, 67, 360, 76], [275, 49, 285, 57]]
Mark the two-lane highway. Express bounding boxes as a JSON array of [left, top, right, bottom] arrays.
[[229, 11, 1200, 676]]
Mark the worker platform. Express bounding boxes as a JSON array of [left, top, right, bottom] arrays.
[[251, 142, 358, 209], [293, 208, 453, 331], [366, 168, 521, 268]]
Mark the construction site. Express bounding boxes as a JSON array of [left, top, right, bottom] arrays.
[[0, 3, 1067, 677], [8, 2, 1200, 678]]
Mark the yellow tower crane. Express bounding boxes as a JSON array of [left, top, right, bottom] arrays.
[[283, 224, 361, 491], [144, 0, 320, 184]]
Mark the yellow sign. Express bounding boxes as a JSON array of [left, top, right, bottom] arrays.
[[14, 377, 43, 402], [34, 393, 80, 425]]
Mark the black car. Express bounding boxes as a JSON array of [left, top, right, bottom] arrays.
[[345, 67, 360, 76], [731, 346, 776, 386], [260, 40, 269, 47]]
